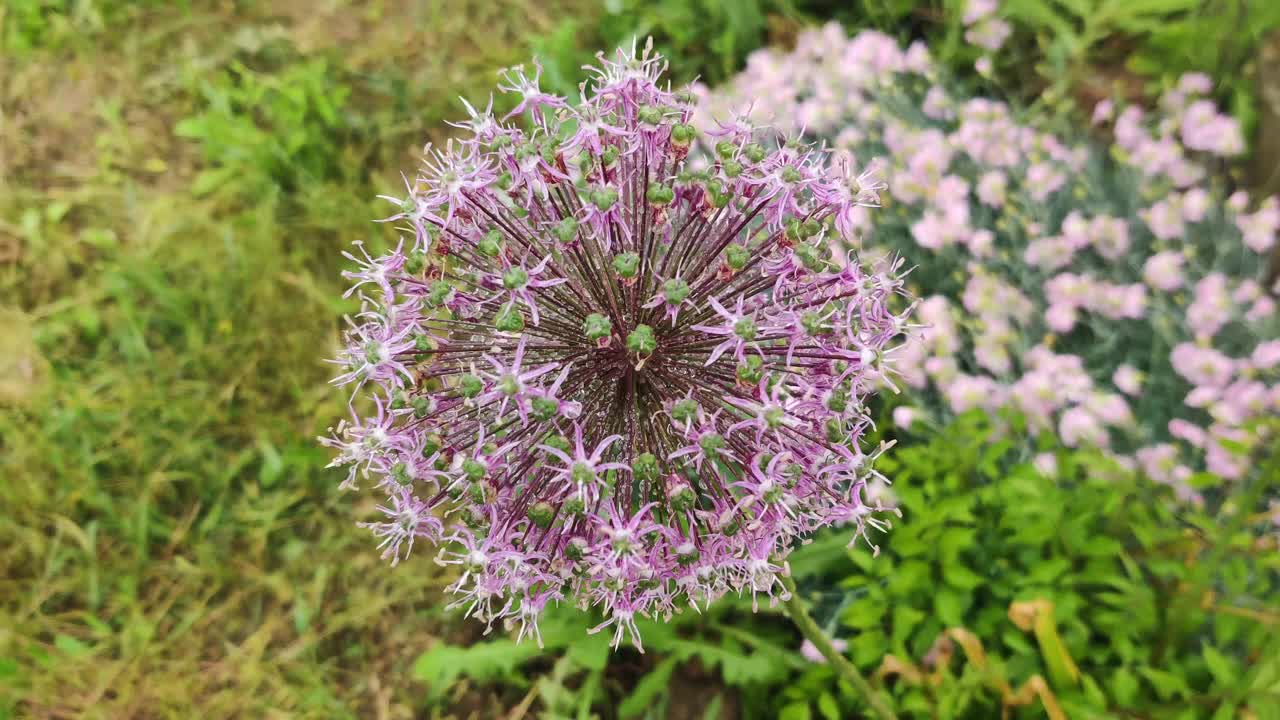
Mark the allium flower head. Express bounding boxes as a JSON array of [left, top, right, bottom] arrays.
[[323, 41, 910, 649]]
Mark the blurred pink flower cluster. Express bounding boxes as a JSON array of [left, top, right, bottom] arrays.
[[697, 21, 1279, 501]]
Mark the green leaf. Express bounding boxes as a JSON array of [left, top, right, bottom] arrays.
[[1080, 672, 1108, 709], [1051, 0, 1098, 18], [1111, 666, 1139, 705], [1103, 0, 1201, 17], [412, 640, 539, 697], [292, 596, 310, 634], [701, 695, 725, 720], [567, 631, 610, 672], [1211, 702, 1239, 720], [1004, 0, 1076, 38], [888, 559, 932, 594], [1026, 558, 1071, 584], [891, 605, 927, 648], [1139, 666, 1191, 701], [619, 657, 678, 718], [1232, 85, 1259, 141], [978, 439, 1013, 476], [842, 593, 886, 629], [936, 527, 976, 566], [708, 644, 777, 686], [173, 116, 207, 139], [1202, 644, 1237, 689], [1082, 536, 1124, 557], [779, 703, 811, 720], [850, 630, 888, 667], [1214, 612, 1246, 647], [934, 588, 970, 627], [942, 563, 985, 590], [891, 531, 929, 557], [817, 691, 841, 720], [54, 635, 91, 659], [789, 531, 858, 579]]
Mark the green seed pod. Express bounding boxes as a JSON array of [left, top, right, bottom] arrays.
[[404, 250, 427, 275], [463, 507, 489, 535], [637, 105, 664, 126], [543, 434, 571, 454], [626, 324, 657, 355], [662, 278, 690, 305], [584, 313, 613, 343], [531, 395, 559, 421], [646, 183, 675, 206], [632, 452, 660, 483], [462, 458, 486, 482], [613, 252, 641, 279], [564, 537, 587, 560], [801, 310, 831, 336], [676, 542, 700, 565], [527, 501, 556, 529], [670, 122, 696, 147], [795, 243, 826, 272], [477, 229, 503, 258], [736, 356, 765, 385], [592, 186, 619, 210], [411, 396, 433, 418], [426, 279, 453, 307], [668, 481, 695, 512], [699, 432, 724, 456], [495, 304, 525, 333], [826, 386, 849, 413], [825, 418, 845, 444], [423, 434, 443, 457], [762, 483, 783, 504], [707, 183, 731, 208], [671, 398, 699, 424], [498, 374, 520, 396], [555, 217, 579, 244], [459, 374, 484, 399], [571, 462, 597, 487], [390, 462, 413, 485], [724, 244, 749, 270], [503, 267, 528, 290]]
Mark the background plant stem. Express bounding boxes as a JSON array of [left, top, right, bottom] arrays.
[[780, 573, 899, 720]]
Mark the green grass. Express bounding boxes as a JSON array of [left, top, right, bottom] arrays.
[[0, 2, 597, 716]]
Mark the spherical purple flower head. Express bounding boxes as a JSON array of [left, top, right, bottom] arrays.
[[322, 40, 912, 651]]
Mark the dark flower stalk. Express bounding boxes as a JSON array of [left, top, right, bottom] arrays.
[[322, 40, 911, 658]]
